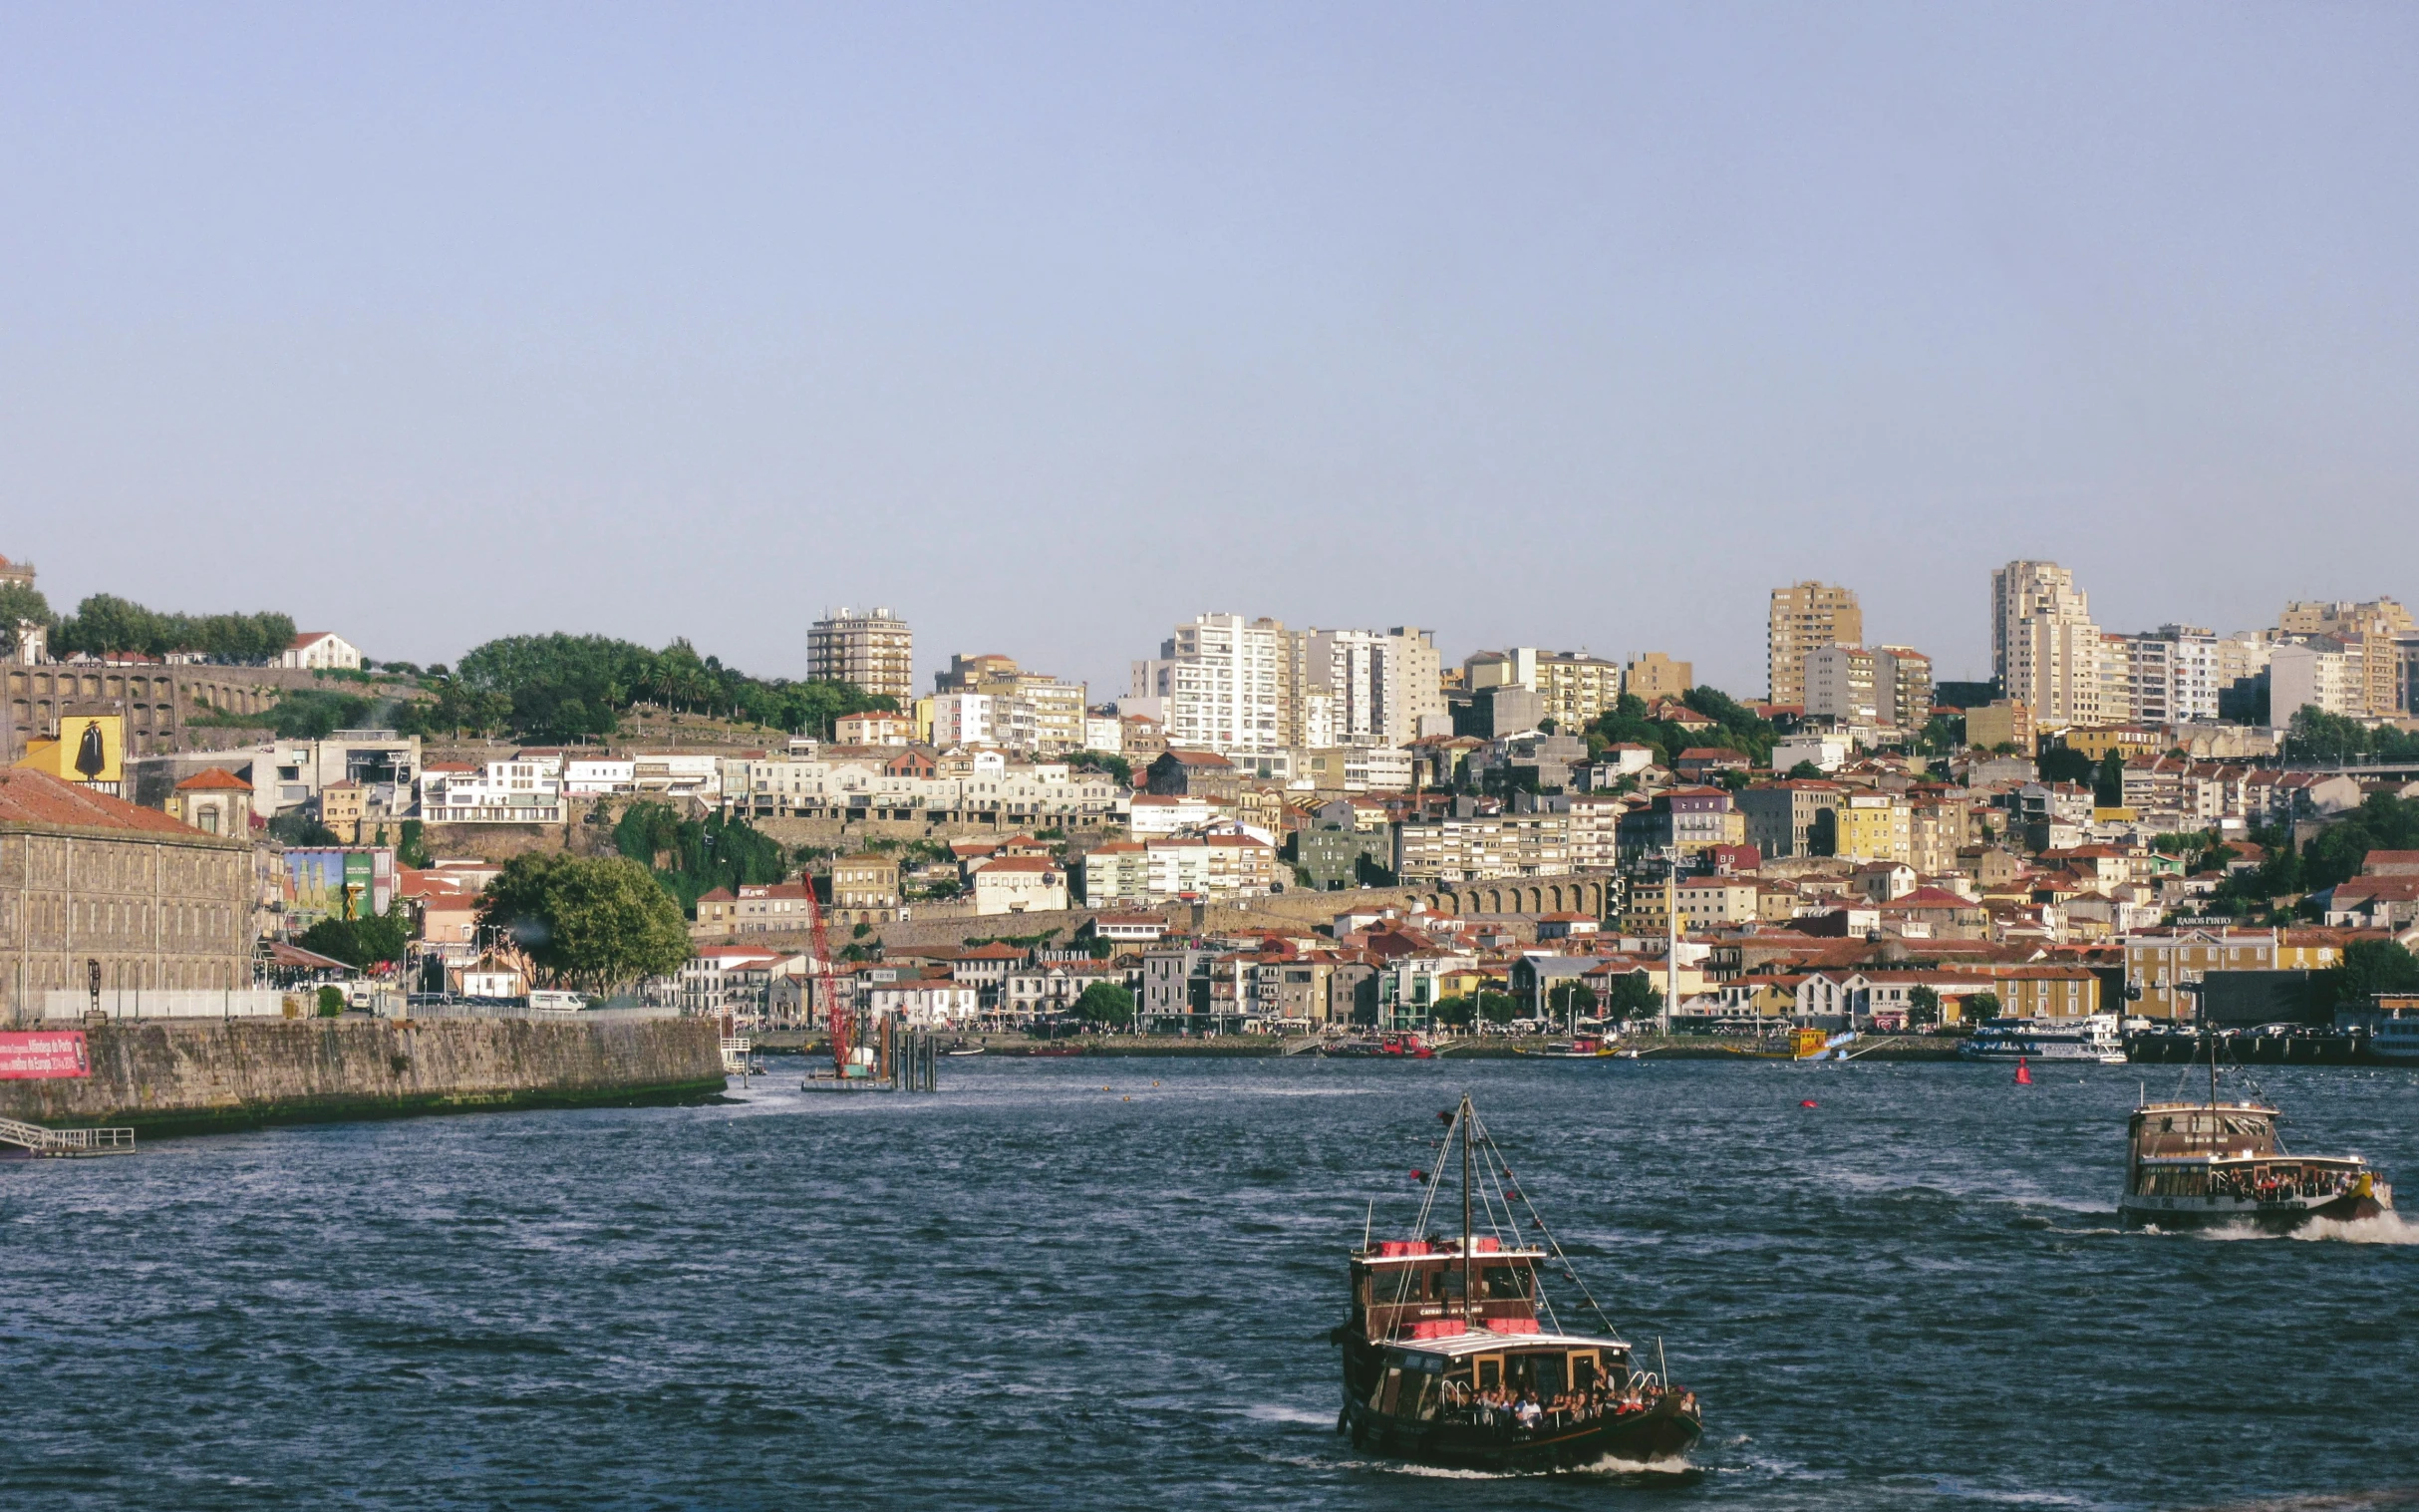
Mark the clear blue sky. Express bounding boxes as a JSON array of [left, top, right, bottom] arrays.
[[5, 3, 2416, 698]]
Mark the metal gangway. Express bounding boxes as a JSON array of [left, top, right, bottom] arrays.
[[0, 1116, 137, 1157]]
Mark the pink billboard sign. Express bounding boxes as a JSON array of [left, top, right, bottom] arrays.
[[0, 1031, 92, 1079]]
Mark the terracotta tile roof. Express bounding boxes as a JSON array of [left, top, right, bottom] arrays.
[[175, 767, 252, 791], [0, 768, 211, 838]]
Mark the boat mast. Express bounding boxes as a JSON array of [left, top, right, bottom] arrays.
[[1460, 1093, 1474, 1332]]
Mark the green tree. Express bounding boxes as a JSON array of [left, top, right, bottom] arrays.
[[1908, 984, 1942, 1030], [1068, 751, 1132, 786], [2300, 794, 2419, 892], [1786, 760, 1825, 779], [1432, 994, 1475, 1029], [0, 582, 54, 655], [1967, 991, 2003, 1022], [298, 912, 412, 969], [614, 801, 788, 916], [1600, 974, 1663, 1024], [316, 985, 345, 1017], [1476, 991, 1521, 1027], [270, 689, 373, 739], [269, 810, 341, 847], [2320, 939, 2419, 1007], [1548, 981, 1600, 1022], [2093, 750, 2127, 808], [2037, 744, 2095, 785], [396, 820, 431, 870], [1071, 982, 1135, 1031], [50, 593, 295, 663], [477, 853, 692, 992], [2282, 706, 2419, 765]]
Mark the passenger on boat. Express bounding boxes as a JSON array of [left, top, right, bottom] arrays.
[[1515, 1393, 1543, 1429]]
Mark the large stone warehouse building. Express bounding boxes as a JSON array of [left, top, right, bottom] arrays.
[[0, 767, 254, 1022]]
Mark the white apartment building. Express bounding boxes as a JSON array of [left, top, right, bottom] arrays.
[[2269, 641, 2357, 720], [1313, 627, 1446, 748], [1131, 615, 1440, 756], [1131, 614, 1292, 754], [1393, 812, 1577, 883], [1803, 645, 1879, 726], [2123, 625, 2220, 726], [1873, 647, 1933, 731], [562, 757, 638, 794], [930, 692, 996, 748], [419, 755, 565, 823]]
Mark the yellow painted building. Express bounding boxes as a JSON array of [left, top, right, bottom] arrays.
[[2059, 726, 2163, 762], [1836, 792, 1913, 864], [2122, 927, 2353, 1020]]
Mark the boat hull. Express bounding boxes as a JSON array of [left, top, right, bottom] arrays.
[[1340, 1390, 1699, 1472], [2119, 1187, 2392, 1232]]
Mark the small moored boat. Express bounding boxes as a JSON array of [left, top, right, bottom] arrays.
[[1332, 1096, 1701, 1472]]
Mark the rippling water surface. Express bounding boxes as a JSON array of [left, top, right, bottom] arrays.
[[4, 1057, 2417, 1509]]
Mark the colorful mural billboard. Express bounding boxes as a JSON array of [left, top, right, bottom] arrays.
[[284, 847, 395, 927]]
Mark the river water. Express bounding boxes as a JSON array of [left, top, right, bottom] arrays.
[[4, 1056, 2417, 1509]]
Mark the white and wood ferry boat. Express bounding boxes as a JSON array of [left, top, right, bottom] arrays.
[[1332, 1095, 1700, 1472], [1960, 1014, 2126, 1063], [2119, 1027, 2392, 1232]]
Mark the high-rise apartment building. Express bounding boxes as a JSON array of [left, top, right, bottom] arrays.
[[1873, 646, 1934, 731], [1993, 561, 2102, 727], [2122, 625, 2219, 727], [1130, 614, 1292, 754], [1133, 618, 1439, 756], [807, 607, 914, 703], [1768, 583, 1863, 707], [2269, 641, 2358, 721], [1310, 627, 1442, 748], [1802, 645, 1879, 726], [1992, 561, 2089, 687]]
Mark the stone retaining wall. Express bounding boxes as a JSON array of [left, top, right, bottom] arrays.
[[0, 1016, 728, 1135]]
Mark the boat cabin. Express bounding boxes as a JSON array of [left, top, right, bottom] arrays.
[[1362, 1328, 1643, 1429], [1350, 1237, 1547, 1342], [2125, 1099, 2369, 1205], [2127, 1100, 2280, 1161]]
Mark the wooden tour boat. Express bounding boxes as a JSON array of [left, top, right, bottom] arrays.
[[1332, 1094, 1701, 1472]]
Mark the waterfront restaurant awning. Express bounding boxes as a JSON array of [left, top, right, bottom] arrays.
[[266, 941, 355, 979]]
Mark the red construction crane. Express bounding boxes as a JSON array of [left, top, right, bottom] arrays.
[[804, 869, 841, 1073]]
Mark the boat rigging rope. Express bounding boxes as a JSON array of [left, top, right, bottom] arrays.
[[1467, 1106, 1627, 1345]]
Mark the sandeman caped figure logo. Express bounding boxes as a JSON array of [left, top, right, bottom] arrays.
[[74, 722, 107, 781]]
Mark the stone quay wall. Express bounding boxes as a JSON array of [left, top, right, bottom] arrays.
[[0, 1016, 728, 1136]]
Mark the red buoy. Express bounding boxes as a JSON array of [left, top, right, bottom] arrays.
[[1409, 1169, 1427, 1182], [2015, 1058, 2032, 1085], [1800, 1098, 1819, 1108]]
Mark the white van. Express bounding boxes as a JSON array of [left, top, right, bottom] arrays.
[[527, 990, 586, 1015]]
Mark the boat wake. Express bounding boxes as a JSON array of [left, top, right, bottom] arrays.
[[2186, 1211, 2419, 1245], [1239, 1402, 1338, 1426]]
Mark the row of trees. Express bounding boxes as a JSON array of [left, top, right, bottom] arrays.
[[444, 633, 896, 742], [2281, 706, 2419, 765], [35, 593, 299, 663]]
